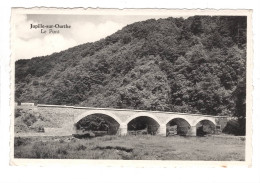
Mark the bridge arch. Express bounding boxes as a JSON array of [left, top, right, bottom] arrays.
[[74, 110, 123, 124], [195, 117, 216, 136], [125, 112, 161, 135], [194, 117, 216, 126], [165, 115, 192, 126], [74, 110, 123, 136], [165, 117, 191, 136], [125, 112, 161, 125]]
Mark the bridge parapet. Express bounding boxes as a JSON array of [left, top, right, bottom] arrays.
[[72, 106, 222, 118]]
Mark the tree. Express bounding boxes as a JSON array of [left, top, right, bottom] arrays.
[[190, 16, 203, 35], [233, 78, 246, 135]]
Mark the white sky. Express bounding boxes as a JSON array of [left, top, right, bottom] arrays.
[[14, 14, 173, 60]]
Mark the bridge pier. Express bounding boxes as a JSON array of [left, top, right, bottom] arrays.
[[119, 124, 127, 136], [157, 124, 167, 136], [188, 126, 197, 136]]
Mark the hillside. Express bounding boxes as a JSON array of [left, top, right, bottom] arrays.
[[15, 16, 246, 119]]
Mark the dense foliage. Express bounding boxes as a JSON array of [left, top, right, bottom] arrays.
[[15, 16, 246, 124], [76, 114, 119, 135]]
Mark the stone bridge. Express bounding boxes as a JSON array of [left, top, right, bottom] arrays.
[[36, 104, 229, 136]]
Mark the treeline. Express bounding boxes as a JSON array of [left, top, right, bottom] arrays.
[[15, 16, 247, 134]]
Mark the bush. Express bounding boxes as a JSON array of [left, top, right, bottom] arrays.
[[21, 113, 37, 126], [14, 137, 31, 147], [14, 107, 54, 133], [56, 146, 68, 155], [222, 119, 240, 135], [31, 121, 45, 132], [75, 144, 87, 151], [73, 131, 95, 139], [15, 109, 22, 118], [14, 118, 29, 133], [59, 139, 65, 143], [32, 142, 58, 159]]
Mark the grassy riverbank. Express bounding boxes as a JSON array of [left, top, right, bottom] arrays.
[[14, 135, 245, 161]]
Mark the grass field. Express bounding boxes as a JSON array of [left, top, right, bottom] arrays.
[[14, 135, 245, 161]]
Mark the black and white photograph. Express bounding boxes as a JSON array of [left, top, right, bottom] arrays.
[[11, 9, 252, 165]]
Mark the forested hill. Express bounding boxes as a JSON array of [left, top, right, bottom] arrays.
[[15, 16, 247, 117]]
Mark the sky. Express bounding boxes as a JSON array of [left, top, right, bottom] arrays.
[[13, 14, 174, 60]]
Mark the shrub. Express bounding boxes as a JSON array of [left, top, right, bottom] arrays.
[[56, 146, 68, 155], [75, 144, 87, 151], [31, 121, 45, 132], [32, 141, 58, 159], [15, 109, 22, 118], [14, 118, 29, 133], [222, 119, 240, 135], [59, 139, 65, 143], [73, 131, 95, 139], [21, 113, 37, 126], [14, 137, 31, 147]]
